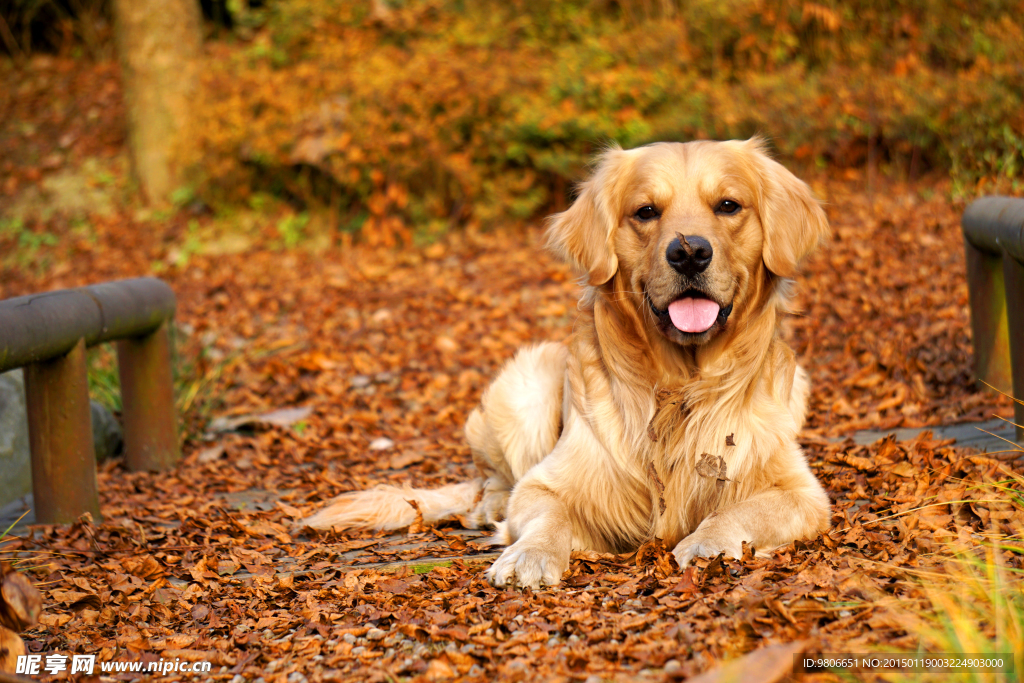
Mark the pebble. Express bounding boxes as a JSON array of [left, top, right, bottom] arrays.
[[342, 633, 357, 645], [369, 437, 395, 450], [350, 646, 366, 656], [366, 628, 386, 641], [287, 673, 307, 683], [382, 633, 405, 647], [664, 660, 682, 674]]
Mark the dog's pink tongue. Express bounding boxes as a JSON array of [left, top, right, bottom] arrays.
[[667, 298, 720, 333]]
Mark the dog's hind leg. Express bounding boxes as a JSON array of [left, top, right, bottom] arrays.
[[300, 343, 567, 533], [463, 342, 568, 528]]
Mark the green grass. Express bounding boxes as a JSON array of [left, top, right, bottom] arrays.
[[0, 216, 58, 273], [85, 326, 229, 444], [876, 527, 1024, 683], [86, 345, 122, 413]]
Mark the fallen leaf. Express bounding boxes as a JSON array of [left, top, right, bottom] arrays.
[[679, 641, 808, 683]]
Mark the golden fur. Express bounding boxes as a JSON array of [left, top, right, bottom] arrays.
[[302, 138, 832, 588]]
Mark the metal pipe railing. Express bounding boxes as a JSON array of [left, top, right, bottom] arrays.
[[0, 278, 179, 523], [962, 196, 1024, 441]]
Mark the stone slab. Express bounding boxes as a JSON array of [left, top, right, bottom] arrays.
[[849, 418, 1020, 456]]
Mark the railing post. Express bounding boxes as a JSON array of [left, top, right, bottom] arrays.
[[117, 321, 180, 471], [962, 197, 1024, 433], [965, 240, 1013, 393], [1002, 252, 1024, 442], [22, 338, 101, 524]]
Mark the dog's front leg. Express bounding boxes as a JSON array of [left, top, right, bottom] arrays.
[[485, 483, 572, 589], [672, 458, 830, 566]]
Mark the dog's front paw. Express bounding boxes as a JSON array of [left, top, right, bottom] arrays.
[[672, 531, 744, 568], [485, 542, 568, 589]]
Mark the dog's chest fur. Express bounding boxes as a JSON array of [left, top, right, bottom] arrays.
[[568, 330, 800, 552]]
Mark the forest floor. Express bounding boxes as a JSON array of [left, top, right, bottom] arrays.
[[1, 56, 1023, 683]]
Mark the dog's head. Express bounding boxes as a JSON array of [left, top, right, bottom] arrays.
[[546, 138, 828, 347]]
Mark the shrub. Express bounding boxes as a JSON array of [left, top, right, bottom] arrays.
[[189, 0, 1024, 241]]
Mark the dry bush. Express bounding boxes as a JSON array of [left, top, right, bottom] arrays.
[[189, 0, 1024, 243]]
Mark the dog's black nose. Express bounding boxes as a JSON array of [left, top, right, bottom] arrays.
[[666, 235, 713, 276]]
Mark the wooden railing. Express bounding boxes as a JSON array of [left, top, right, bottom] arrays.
[[0, 278, 179, 524], [962, 196, 1024, 441]]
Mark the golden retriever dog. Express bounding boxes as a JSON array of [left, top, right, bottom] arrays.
[[302, 138, 832, 589]]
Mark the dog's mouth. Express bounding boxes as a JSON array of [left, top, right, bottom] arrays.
[[648, 290, 733, 340]]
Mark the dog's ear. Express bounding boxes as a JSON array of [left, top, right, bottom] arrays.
[[546, 148, 631, 286], [747, 138, 830, 279]]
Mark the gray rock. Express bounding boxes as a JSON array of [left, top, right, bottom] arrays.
[[90, 400, 123, 462], [0, 370, 31, 505], [382, 633, 404, 647]]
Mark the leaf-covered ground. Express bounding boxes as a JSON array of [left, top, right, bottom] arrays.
[[2, 58, 1024, 683]]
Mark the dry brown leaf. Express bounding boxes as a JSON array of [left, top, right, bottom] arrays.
[[0, 568, 41, 631], [406, 498, 426, 534], [122, 555, 164, 580], [0, 625, 26, 674], [679, 641, 808, 683], [390, 451, 425, 469]]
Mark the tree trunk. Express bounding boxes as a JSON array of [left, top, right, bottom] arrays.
[[113, 0, 202, 207]]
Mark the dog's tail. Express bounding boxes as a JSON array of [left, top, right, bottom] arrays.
[[300, 479, 485, 531]]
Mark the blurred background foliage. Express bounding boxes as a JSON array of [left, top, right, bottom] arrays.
[[3, 0, 1024, 242]]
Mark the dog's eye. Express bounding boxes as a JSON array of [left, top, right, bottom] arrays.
[[635, 205, 659, 221], [715, 199, 741, 215]]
